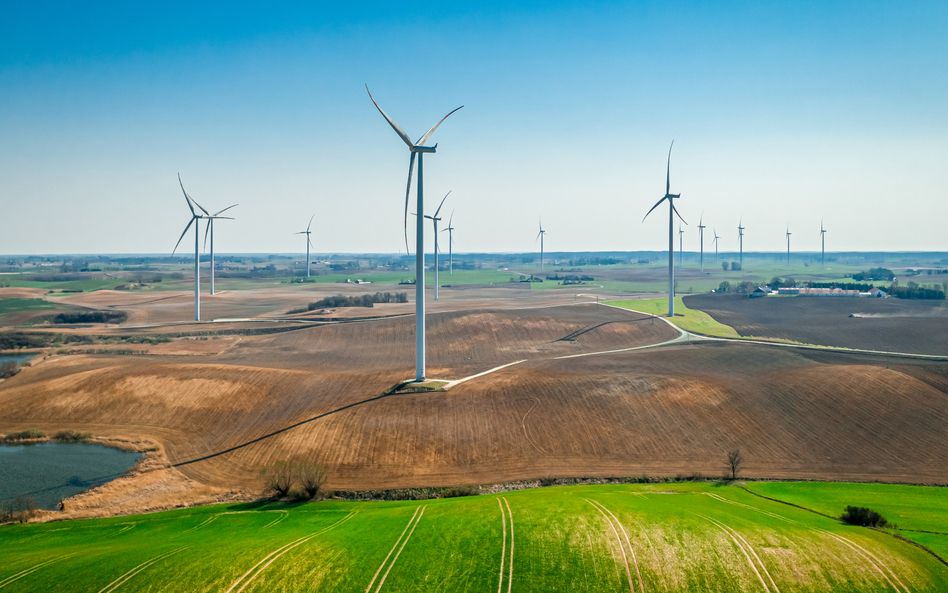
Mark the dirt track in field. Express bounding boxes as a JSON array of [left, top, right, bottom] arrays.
[[686, 293, 948, 355], [4, 296, 948, 512]]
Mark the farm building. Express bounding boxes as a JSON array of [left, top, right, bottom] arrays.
[[778, 287, 869, 297], [869, 287, 888, 298], [751, 286, 772, 298]]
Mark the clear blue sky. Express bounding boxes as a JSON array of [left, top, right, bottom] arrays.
[[2, 1, 946, 255]]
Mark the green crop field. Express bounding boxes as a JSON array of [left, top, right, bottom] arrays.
[[607, 297, 741, 338], [2, 482, 946, 592], [0, 299, 58, 315]]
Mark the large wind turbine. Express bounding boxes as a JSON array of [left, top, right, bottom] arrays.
[[820, 219, 827, 268], [424, 191, 450, 300], [295, 215, 315, 277], [697, 212, 706, 272], [737, 216, 745, 271], [786, 225, 792, 267], [536, 219, 547, 271], [203, 204, 237, 295], [712, 228, 720, 262], [678, 224, 684, 267], [643, 141, 686, 318], [442, 210, 455, 274], [173, 174, 207, 321], [367, 85, 463, 382]]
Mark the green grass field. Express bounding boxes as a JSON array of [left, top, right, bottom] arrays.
[[0, 298, 59, 315], [606, 297, 741, 338], [2, 482, 946, 592]]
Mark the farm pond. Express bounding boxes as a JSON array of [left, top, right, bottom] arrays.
[[0, 442, 141, 510]]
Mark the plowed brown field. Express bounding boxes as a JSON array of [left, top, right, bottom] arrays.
[[3, 301, 948, 507]]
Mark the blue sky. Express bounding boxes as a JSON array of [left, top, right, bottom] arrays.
[[1, 1, 946, 255]]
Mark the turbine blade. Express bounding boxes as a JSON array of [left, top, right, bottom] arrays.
[[404, 152, 416, 255], [178, 174, 197, 216], [672, 203, 687, 225], [642, 196, 667, 222], [416, 105, 464, 146], [448, 209, 454, 227], [214, 204, 238, 216], [309, 237, 315, 250], [434, 190, 450, 217], [366, 85, 414, 148], [666, 140, 674, 196], [172, 218, 195, 257], [307, 214, 315, 233], [203, 219, 211, 251]]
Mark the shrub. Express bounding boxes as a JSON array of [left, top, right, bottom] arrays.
[[53, 430, 92, 443], [293, 462, 328, 499], [441, 485, 479, 498], [53, 311, 128, 324], [0, 361, 19, 379], [260, 462, 294, 498], [288, 488, 311, 502], [539, 477, 557, 487], [841, 506, 889, 528], [718, 281, 730, 293], [2, 428, 45, 442]]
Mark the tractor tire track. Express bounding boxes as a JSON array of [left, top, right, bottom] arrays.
[[262, 512, 289, 529], [0, 553, 78, 589], [497, 499, 507, 593], [585, 498, 636, 593], [699, 514, 772, 593], [503, 497, 514, 593], [178, 515, 218, 536], [97, 547, 187, 593], [371, 505, 426, 593], [592, 500, 645, 593], [816, 529, 908, 593]]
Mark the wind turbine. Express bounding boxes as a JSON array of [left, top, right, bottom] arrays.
[[712, 228, 720, 262], [737, 216, 745, 271], [203, 204, 237, 295], [820, 219, 827, 269], [786, 224, 792, 267], [424, 191, 450, 300], [295, 215, 315, 278], [643, 141, 686, 318], [367, 85, 463, 382], [536, 219, 547, 271], [172, 174, 207, 321], [441, 210, 455, 274], [697, 212, 706, 272], [678, 224, 684, 267]]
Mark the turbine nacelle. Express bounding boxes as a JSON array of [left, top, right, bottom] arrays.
[[411, 145, 437, 154]]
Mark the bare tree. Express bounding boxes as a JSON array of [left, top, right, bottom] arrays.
[[294, 462, 327, 499], [260, 462, 294, 497], [725, 449, 744, 480]]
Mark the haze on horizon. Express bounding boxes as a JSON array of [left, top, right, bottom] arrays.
[[1, 1, 946, 256]]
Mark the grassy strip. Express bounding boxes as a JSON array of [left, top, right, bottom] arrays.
[[606, 297, 741, 338]]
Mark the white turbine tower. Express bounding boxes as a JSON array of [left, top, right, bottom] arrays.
[[295, 215, 315, 278], [678, 224, 684, 267], [173, 174, 208, 321], [643, 141, 686, 317], [786, 224, 792, 267], [203, 204, 237, 296], [697, 212, 706, 272], [713, 228, 720, 262], [536, 219, 547, 271], [820, 219, 827, 269], [367, 85, 463, 383], [442, 210, 455, 274], [424, 191, 450, 301], [738, 216, 745, 271]]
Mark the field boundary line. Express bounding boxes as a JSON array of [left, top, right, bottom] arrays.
[[225, 510, 357, 593], [698, 514, 771, 593], [0, 553, 78, 589], [585, 498, 636, 593], [97, 547, 188, 593], [504, 497, 514, 593], [443, 360, 527, 388], [365, 506, 422, 593], [374, 505, 426, 593], [497, 499, 507, 593], [595, 500, 645, 593], [815, 529, 907, 593]]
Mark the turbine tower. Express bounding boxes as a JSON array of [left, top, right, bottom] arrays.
[[737, 216, 745, 271], [786, 224, 792, 267], [424, 192, 450, 300], [678, 224, 684, 267], [367, 85, 462, 382], [441, 210, 455, 274], [643, 141, 686, 318], [697, 212, 706, 272], [536, 219, 547, 271], [820, 219, 827, 269], [203, 204, 237, 295], [295, 215, 315, 278], [712, 228, 720, 262], [172, 174, 207, 321]]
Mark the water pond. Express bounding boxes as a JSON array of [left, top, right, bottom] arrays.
[[0, 442, 141, 510], [0, 353, 35, 366]]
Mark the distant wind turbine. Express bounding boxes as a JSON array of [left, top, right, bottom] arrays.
[[172, 174, 208, 321], [712, 228, 720, 262], [643, 141, 686, 317], [424, 191, 450, 300], [295, 215, 315, 278], [737, 216, 745, 271], [820, 219, 827, 269], [536, 219, 547, 271], [678, 224, 684, 267], [367, 85, 463, 382], [441, 210, 455, 274], [786, 224, 792, 267], [697, 212, 706, 272], [203, 204, 237, 296]]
